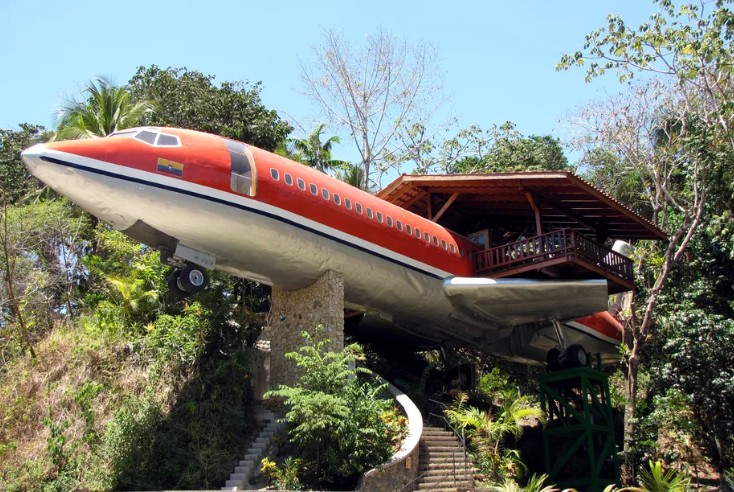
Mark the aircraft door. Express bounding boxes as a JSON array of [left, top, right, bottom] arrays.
[[225, 139, 257, 196]]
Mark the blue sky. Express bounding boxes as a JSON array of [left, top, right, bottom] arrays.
[[1, 1, 652, 167]]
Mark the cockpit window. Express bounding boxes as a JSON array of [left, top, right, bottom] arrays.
[[119, 128, 181, 147], [136, 130, 158, 144], [157, 134, 179, 146], [225, 139, 257, 196], [109, 130, 137, 138]]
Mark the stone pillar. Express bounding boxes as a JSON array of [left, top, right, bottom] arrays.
[[269, 270, 344, 388]]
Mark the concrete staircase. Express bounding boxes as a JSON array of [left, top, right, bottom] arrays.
[[221, 406, 284, 490], [414, 425, 475, 491]]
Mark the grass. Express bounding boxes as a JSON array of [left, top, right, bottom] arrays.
[[0, 312, 257, 491]]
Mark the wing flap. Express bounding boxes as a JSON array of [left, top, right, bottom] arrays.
[[443, 277, 609, 326]]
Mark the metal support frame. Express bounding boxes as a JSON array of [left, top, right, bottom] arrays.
[[540, 367, 620, 491]]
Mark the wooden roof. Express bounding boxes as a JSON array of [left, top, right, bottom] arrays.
[[377, 172, 665, 240]]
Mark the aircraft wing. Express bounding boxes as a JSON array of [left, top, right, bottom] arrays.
[[442, 277, 609, 327]]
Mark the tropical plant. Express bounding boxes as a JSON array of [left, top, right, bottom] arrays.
[[445, 381, 545, 484], [637, 460, 691, 492], [289, 123, 346, 172], [486, 473, 556, 492], [265, 328, 398, 488], [261, 457, 303, 490], [54, 77, 155, 140], [336, 162, 367, 190], [602, 485, 643, 492]]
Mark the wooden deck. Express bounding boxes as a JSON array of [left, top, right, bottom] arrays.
[[472, 229, 634, 294]]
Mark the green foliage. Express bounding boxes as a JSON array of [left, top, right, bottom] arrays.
[[286, 123, 347, 173], [73, 380, 104, 441], [44, 417, 71, 471], [54, 77, 155, 140], [261, 457, 303, 490], [127, 65, 292, 151], [146, 303, 210, 370], [0, 123, 50, 204], [445, 367, 545, 485], [485, 473, 556, 492], [335, 162, 367, 190], [441, 122, 571, 174], [101, 392, 163, 488], [637, 460, 691, 492], [558, 0, 734, 86], [1, 199, 87, 362], [266, 329, 398, 488]]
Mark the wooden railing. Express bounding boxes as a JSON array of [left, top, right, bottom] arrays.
[[473, 228, 633, 283]]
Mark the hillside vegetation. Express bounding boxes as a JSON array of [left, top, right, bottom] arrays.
[[0, 218, 264, 491]]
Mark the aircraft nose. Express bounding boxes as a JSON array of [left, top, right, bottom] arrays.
[[20, 143, 48, 174]]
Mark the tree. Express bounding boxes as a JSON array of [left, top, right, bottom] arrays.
[[54, 77, 155, 140], [335, 163, 367, 190], [558, 0, 734, 476], [0, 200, 86, 361], [569, 78, 718, 482], [441, 122, 570, 174], [557, 0, 734, 153], [300, 29, 440, 188], [289, 123, 346, 173], [558, 1, 734, 482], [128, 66, 291, 151], [0, 124, 50, 204]]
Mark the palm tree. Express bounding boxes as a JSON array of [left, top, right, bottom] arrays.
[[336, 162, 367, 190], [289, 123, 345, 172], [54, 77, 155, 140]]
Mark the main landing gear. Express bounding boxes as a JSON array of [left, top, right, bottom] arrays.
[[168, 263, 209, 297], [547, 344, 588, 371], [546, 319, 588, 371]]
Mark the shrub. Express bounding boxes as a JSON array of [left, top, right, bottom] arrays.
[[266, 328, 398, 488]]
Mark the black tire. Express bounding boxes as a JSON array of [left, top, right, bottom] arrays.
[[547, 348, 562, 371], [167, 270, 189, 298], [564, 344, 587, 368], [177, 264, 208, 293]]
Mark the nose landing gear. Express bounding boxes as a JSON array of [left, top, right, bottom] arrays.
[[168, 263, 209, 297]]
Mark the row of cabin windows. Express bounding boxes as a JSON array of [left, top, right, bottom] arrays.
[[270, 168, 466, 256]]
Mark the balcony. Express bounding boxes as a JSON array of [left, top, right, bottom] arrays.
[[472, 228, 634, 294]]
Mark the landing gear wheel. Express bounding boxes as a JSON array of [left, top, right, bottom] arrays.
[[547, 348, 562, 371], [177, 264, 208, 293], [564, 344, 587, 368], [167, 270, 189, 298]]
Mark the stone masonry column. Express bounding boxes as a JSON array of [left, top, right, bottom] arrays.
[[269, 270, 344, 388]]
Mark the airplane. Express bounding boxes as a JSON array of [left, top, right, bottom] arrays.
[[21, 126, 627, 367]]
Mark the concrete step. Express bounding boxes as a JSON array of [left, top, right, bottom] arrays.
[[421, 427, 454, 437], [421, 444, 464, 451], [418, 466, 474, 476], [222, 416, 285, 490], [420, 451, 468, 459], [416, 425, 475, 491], [419, 463, 477, 473], [415, 482, 470, 491], [422, 438, 462, 446], [419, 473, 473, 483]]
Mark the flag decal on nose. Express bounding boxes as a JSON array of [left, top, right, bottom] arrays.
[[157, 158, 184, 176]]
